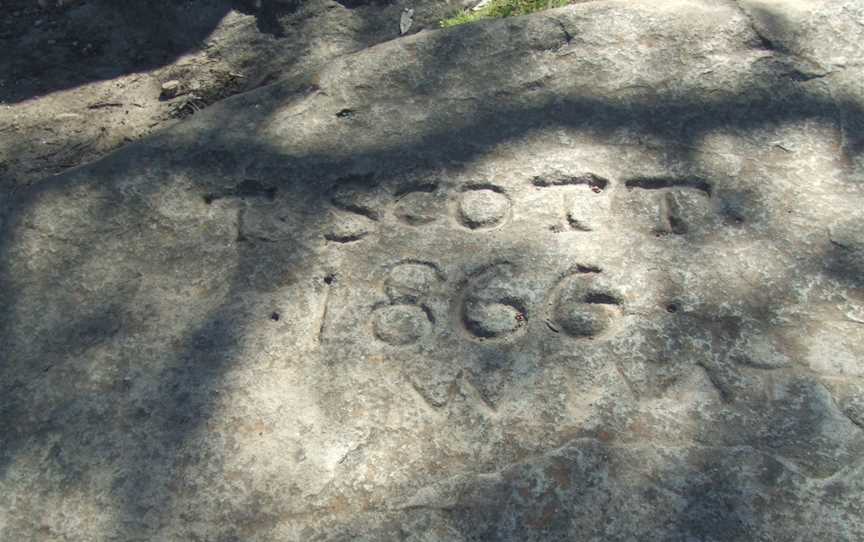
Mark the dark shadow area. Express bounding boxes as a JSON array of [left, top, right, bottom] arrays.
[[0, 0, 447, 106], [246, 0, 305, 37], [1, 2, 863, 539], [0, 0, 306, 104]]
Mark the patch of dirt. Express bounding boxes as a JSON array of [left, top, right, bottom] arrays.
[[0, 0, 467, 192]]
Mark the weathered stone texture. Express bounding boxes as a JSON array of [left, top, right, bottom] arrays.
[[1, 0, 863, 540]]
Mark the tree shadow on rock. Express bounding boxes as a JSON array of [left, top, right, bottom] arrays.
[[1, 1, 863, 539]]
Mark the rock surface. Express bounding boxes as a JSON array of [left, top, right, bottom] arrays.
[[2, 0, 864, 540], [0, 0, 465, 190]]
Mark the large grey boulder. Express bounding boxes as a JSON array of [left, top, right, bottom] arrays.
[[1, 0, 864, 540]]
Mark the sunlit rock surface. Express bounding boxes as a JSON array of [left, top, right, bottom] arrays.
[[2, 0, 864, 539]]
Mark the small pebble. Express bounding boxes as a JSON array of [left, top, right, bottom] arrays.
[[160, 80, 182, 99]]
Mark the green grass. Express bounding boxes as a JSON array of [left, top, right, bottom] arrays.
[[440, 0, 573, 28]]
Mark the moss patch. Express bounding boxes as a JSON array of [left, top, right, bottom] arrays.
[[440, 0, 574, 28]]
